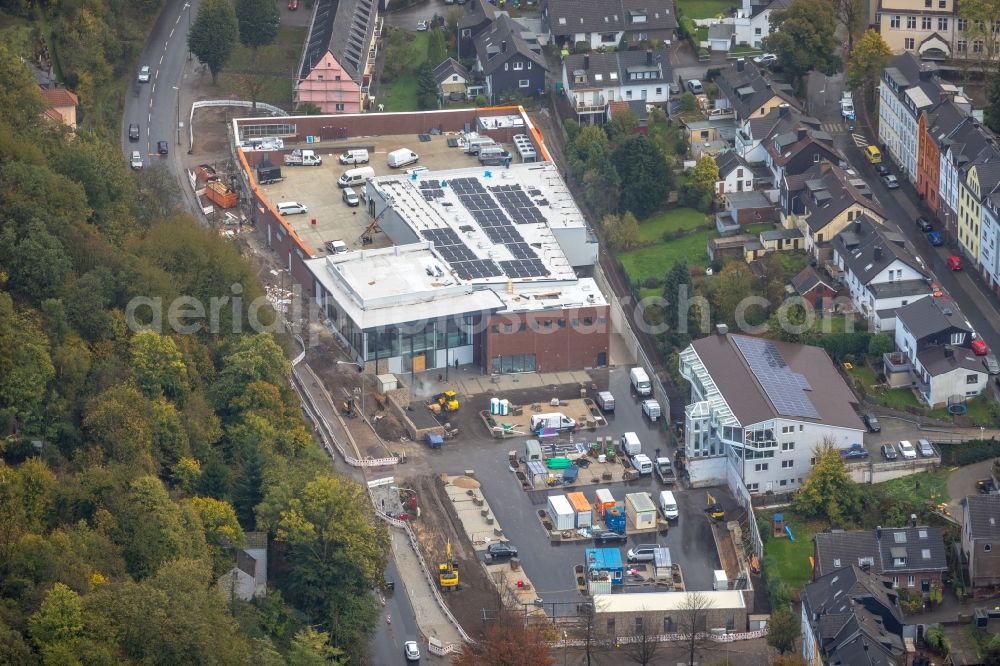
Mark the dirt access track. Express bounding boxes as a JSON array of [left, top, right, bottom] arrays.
[[409, 474, 499, 631]]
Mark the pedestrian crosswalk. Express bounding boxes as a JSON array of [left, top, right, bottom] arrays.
[[821, 121, 846, 133], [852, 133, 869, 148]]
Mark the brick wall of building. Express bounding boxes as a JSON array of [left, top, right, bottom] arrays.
[[483, 306, 610, 373]]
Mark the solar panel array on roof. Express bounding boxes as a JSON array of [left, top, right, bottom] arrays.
[[419, 180, 444, 200], [733, 336, 821, 419], [489, 184, 546, 225]]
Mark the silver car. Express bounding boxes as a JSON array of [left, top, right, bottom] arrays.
[[984, 353, 1000, 375], [917, 439, 935, 457]]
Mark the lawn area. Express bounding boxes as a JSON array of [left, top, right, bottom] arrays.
[[677, 0, 739, 19], [220, 25, 307, 110], [636, 208, 711, 243], [848, 362, 952, 418], [760, 509, 822, 594], [878, 470, 950, 507], [965, 394, 1000, 427], [744, 222, 774, 235], [620, 229, 713, 281], [379, 32, 430, 112]]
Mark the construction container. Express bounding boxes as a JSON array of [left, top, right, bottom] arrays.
[[196, 164, 218, 183], [713, 570, 728, 591], [525, 440, 542, 462], [604, 507, 626, 534], [567, 492, 592, 528], [594, 489, 616, 516], [585, 548, 623, 586], [653, 547, 672, 580], [625, 492, 657, 530], [205, 181, 237, 209], [547, 494, 575, 531]]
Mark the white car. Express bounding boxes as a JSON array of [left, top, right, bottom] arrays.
[[130, 150, 143, 169], [416, 21, 429, 31], [898, 440, 917, 460], [403, 640, 420, 661], [138, 65, 151, 83], [753, 53, 777, 65]]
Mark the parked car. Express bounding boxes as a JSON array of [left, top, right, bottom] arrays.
[[977, 477, 999, 494], [626, 544, 661, 562], [686, 79, 704, 94], [403, 640, 420, 661], [881, 442, 898, 460], [137, 65, 151, 83], [342, 187, 360, 207], [276, 201, 308, 215], [287, 0, 298, 8], [128, 123, 140, 141], [486, 542, 518, 560], [416, 20, 429, 31], [948, 255, 963, 271], [927, 231, 944, 246], [753, 53, 777, 65], [875, 164, 890, 176], [882, 174, 899, 189], [984, 353, 1000, 374], [157, 140, 168, 155], [863, 412, 881, 433], [593, 530, 628, 545], [972, 339, 989, 356], [898, 440, 917, 460], [841, 443, 869, 459], [917, 439, 935, 457], [916, 217, 932, 232], [130, 150, 143, 170]]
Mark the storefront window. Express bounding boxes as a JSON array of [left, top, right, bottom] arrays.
[[490, 354, 537, 374]]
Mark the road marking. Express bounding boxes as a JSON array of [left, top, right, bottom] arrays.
[[822, 122, 844, 133], [852, 133, 868, 148], [160, 54, 165, 64], [169, 27, 175, 38]]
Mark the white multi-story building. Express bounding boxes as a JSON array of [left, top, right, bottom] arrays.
[[981, 193, 1000, 294], [878, 53, 940, 183], [678, 331, 864, 493]]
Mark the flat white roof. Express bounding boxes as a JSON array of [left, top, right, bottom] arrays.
[[594, 590, 746, 614], [370, 161, 587, 283]]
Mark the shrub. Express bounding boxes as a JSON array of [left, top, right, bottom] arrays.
[[767, 574, 791, 609], [705, 67, 721, 80], [643, 276, 664, 289], [938, 439, 1000, 466], [925, 626, 950, 656]]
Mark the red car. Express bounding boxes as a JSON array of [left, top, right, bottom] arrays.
[[287, 0, 298, 8], [947, 255, 962, 271], [972, 339, 989, 356]]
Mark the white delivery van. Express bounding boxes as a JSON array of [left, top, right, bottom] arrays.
[[596, 391, 615, 412], [530, 413, 577, 432], [387, 148, 419, 168], [339, 149, 370, 164], [630, 367, 652, 396], [642, 399, 661, 422], [337, 166, 375, 188], [658, 490, 678, 522], [620, 432, 642, 456], [631, 453, 653, 475]]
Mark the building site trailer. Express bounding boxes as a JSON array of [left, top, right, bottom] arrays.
[[625, 492, 657, 530], [547, 494, 575, 531], [567, 491, 592, 528]]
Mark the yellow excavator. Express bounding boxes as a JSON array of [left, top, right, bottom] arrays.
[[706, 493, 726, 522], [438, 541, 459, 591], [432, 390, 460, 413]]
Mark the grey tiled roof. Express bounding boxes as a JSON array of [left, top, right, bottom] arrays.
[[716, 59, 798, 121], [434, 58, 471, 84], [475, 14, 547, 75], [714, 150, 748, 178], [746, 105, 819, 141], [302, 0, 378, 82], [798, 165, 885, 234], [965, 495, 1000, 540], [563, 48, 671, 91], [895, 295, 972, 341], [917, 345, 987, 377], [814, 527, 948, 578], [545, 0, 677, 36], [790, 266, 833, 296], [833, 215, 927, 287]]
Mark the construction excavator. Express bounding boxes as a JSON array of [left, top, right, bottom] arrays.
[[438, 541, 460, 591], [431, 390, 460, 413], [705, 493, 726, 522]]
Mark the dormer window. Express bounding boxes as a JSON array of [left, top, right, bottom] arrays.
[[558, 17, 566, 25]]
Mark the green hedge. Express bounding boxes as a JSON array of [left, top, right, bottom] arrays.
[[938, 439, 1000, 467]]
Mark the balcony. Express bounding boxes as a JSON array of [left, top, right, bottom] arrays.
[[574, 94, 606, 115], [883, 351, 912, 374]]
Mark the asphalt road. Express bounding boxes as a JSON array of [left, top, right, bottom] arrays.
[[123, 0, 199, 167], [369, 557, 426, 666], [429, 367, 725, 615]]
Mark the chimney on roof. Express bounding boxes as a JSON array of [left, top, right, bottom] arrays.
[[911, 513, 917, 528], [647, 49, 653, 65], [584, 54, 590, 69], [941, 89, 955, 103], [779, 104, 790, 117], [919, 68, 933, 81], [797, 127, 808, 141], [874, 246, 883, 260], [854, 219, 862, 234], [501, 40, 507, 53], [716, 323, 729, 336], [876, 526, 882, 539], [944, 346, 954, 358], [737, 58, 745, 72]]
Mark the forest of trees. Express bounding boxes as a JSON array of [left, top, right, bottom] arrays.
[[0, 32, 386, 666]]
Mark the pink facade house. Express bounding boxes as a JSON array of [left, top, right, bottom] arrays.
[[293, 0, 381, 114]]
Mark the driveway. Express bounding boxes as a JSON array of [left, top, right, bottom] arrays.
[[384, 0, 462, 28], [945, 458, 997, 520]]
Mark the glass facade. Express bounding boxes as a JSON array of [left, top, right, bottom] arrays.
[[490, 353, 537, 374], [362, 316, 474, 362]]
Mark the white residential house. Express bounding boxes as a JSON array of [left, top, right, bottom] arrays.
[[678, 331, 864, 493], [832, 215, 931, 332], [714, 150, 754, 193], [734, 104, 820, 165], [544, 0, 678, 50], [217, 532, 268, 601], [561, 49, 672, 125], [981, 192, 1000, 294], [891, 297, 987, 407], [730, 0, 792, 48]]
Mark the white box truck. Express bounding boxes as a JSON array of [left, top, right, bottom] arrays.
[[387, 148, 419, 168], [530, 413, 577, 432], [642, 399, 661, 421], [547, 494, 575, 531], [630, 367, 652, 396], [620, 432, 642, 456]]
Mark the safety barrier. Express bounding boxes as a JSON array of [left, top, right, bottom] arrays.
[[553, 627, 768, 649]]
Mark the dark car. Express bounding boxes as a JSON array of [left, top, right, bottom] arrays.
[[593, 530, 628, 545], [841, 443, 869, 459], [881, 443, 898, 460], [128, 123, 140, 142], [875, 164, 890, 177], [916, 217, 932, 232], [863, 412, 881, 433], [157, 140, 168, 155], [928, 231, 944, 246], [486, 543, 518, 560]]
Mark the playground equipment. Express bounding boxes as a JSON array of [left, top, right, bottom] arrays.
[[773, 513, 787, 538]]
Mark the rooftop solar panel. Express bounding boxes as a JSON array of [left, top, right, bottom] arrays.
[[732, 336, 820, 420]]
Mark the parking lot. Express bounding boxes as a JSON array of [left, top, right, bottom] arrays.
[[257, 132, 503, 254], [398, 366, 734, 618]]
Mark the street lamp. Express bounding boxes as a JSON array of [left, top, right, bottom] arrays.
[[184, 3, 192, 60], [172, 86, 181, 147]]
